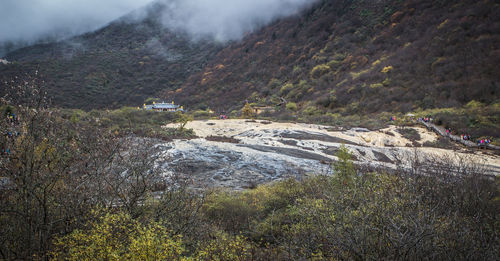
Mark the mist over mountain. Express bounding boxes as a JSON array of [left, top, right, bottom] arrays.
[[0, 0, 154, 56], [0, 0, 318, 56], [157, 0, 318, 42]]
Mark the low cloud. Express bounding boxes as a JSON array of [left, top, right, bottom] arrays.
[[0, 0, 317, 56], [0, 0, 153, 45], [159, 0, 317, 42]]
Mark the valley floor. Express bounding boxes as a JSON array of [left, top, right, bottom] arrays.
[[161, 119, 500, 189]]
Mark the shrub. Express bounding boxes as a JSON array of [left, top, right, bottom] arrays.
[[350, 68, 370, 79], [195, 232, 256, 261], [286, 102, 298, 111], [303, 105, 321, 116], [327, 59, 342, 69], [465, 100, 485, 109], [292, 65, 302, 75], [51, 210, 185, 260], [287, 80, 309, 100], [310, 64, 331, 79], [193, 110, 211, 119], [280, 83, 294, 95], [381, 65, 393, 73], [382, 77, 391, 86], [396, 127, 422, 142], [372, 59, 381, 66], [267, 78, 282, 89], [370, 83, 384, 88], [332, 52, 346, 61]]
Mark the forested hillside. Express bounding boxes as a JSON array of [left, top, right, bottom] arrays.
[[0, 2, 222, 109], [175, 0, 500, 114], [1, 0, 499, 114]]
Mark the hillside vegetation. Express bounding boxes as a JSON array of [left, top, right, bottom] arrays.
[[176, 0, 499, 115], [1, 67, 499, 260], [0, 2, 221, 109], [2, 100, 499, 259], [1, 0, 498, 115]]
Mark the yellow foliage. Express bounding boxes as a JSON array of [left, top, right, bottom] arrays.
[[382, 77, 391, 86], [280, 83, 294, 95], [381, 66, 393, 73], [241, 102, 255, 119], [196, 232, 253, 261], [286, 102, 298, 111], [350, 68, 370, 79], [431, 57, 447, 69], [438, 19, 449, 29], [336, 79, 348, 87], [51, 210, 185, 260], [312, 54, 328, 63], [465, 100, 485, 109], [310, 64, 331, 79]]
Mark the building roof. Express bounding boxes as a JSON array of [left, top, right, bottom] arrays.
[[145, 102, 182, 110], [153, 103, 180, 109]]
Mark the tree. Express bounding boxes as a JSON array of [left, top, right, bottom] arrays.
[[0, 72, 157, 259], [332, 145, 356, 187], [241, 102, 255, 119], [51, 209, 185, 260], [174, 112, 192, 130]]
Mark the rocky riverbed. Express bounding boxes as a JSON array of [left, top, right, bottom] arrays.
[[157, 119, 500, 190]]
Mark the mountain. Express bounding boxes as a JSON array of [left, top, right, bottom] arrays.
[[1, 0, 499, 113], [0, 2, 222, 109]]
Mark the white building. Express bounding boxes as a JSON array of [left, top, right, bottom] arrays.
[[144, 102, 184, 112]]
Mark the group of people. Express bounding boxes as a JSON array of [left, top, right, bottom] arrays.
[[5, 131, 19, 139], [1, 148, 10, 155], [460, 134, 472, 141], [6, 112, 19, 125], [219, 114, 228, 120], [1, 132, 17, 155], [419, 117, 433, 123], [416, 116, 495, 148], [452, 130, 493, 147], [477, 138, 492, 147], [2, 112, 21, 156]]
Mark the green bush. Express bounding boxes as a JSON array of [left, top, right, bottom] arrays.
[[280, 83, 294, 96], [51, 210, 185, 260], [267, 78, 282, 89], [286, 102, 298, 111], [303, 105, 321, 116], [310, 64, 331, 79], [193, 110, 211, 119]]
